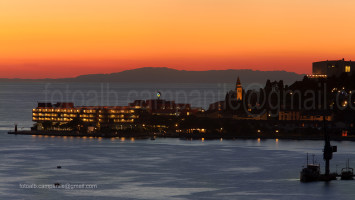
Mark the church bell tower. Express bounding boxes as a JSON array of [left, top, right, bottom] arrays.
[[235, 76, 242, 101]]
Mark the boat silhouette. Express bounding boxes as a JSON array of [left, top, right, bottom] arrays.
[[341, 159, 354, 180]]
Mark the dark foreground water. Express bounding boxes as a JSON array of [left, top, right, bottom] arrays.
[[1, 82, 355, 199], [1, 133, 355, 200]]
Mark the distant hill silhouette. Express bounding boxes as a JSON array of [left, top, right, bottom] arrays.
[[0, 67, 304, 85]]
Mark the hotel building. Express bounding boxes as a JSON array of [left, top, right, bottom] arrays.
[[32, 102, 138, 131]]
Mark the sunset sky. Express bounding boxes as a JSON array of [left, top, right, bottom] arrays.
[[1, 0, 355, 78]]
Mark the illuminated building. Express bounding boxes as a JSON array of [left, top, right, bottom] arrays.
[[208, 76, 243, 116], [32, 102, 137, 131], [33, 96, 202, 131], [311, 59, 354, 77]]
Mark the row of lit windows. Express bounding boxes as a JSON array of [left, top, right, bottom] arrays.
[[82, 118, 95, 122], [80, 114, 95, 118], [109, 114, 126, 118], [32, 113, 79, 117], [33, 113, 58, 117], [113, 119, 134, 123], [33, 117, 135, 123], [33, 109, 81, 113], [61, 114, 78, 118], [33, 109, 135, 114], [307, 74, 327, 78], [33, 113, 137, 119], [33, 117, 72, 121], [83, 110, 96, 113], [107, 110, 135, 114], [99, 114, 137, 118], [33, 109, 97, 113], [34, 117, 94, 122]]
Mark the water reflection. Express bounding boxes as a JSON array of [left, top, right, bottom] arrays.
[[2, 134, 355, 200]]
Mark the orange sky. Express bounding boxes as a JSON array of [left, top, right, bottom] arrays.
[[1, 0, 355, 79]]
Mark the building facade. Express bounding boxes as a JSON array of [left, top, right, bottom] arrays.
[[311, 59, 354, 77], [33, 102, 138, 131]]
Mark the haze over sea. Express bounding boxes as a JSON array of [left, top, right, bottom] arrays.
[[1, 82, 355, 200]]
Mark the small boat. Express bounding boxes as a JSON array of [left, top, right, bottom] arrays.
[[300, 154, 320, 182], [57, 166, 62, 169], [300, 164, 321, 182], [341, 159, 354, 180]]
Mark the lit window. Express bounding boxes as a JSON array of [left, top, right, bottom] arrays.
[[345, 66, 351, 73]]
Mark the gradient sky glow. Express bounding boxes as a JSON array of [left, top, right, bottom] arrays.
[[1, 0, 355, 78]]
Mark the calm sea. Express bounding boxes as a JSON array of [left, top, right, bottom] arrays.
[[1, 82, 355, 200]]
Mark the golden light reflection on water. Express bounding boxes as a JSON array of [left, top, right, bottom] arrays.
[[257, 138, 261, 143], [130, 137, 135, 142], [120, 137, 125, 142], [201, 138, 205, 142]]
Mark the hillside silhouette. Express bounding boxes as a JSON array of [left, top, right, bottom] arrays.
[[0, 67, 304, 85]]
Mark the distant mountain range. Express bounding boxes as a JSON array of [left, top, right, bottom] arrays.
[[0, 67, 305, 85]]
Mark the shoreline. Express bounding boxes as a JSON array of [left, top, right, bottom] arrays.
[[7, 131, 355, 141]]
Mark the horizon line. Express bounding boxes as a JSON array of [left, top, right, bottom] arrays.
[[0, 67, 306, 80]]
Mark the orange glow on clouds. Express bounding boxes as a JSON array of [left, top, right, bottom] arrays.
[[1, 0, 355, 78]]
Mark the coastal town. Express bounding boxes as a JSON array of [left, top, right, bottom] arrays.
[[11, 59, 355, 139]]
